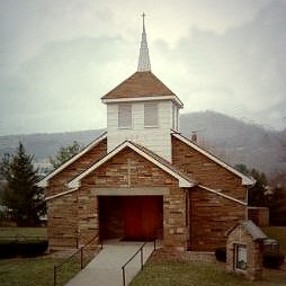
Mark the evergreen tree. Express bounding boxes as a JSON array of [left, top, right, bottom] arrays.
[[235, 164, 270, 207], [0, 142, 44, 226], [50, 141, 81, 169]]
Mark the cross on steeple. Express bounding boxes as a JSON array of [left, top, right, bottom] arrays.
[[137, 12, 151, 72], [142, 12, 146, 32]]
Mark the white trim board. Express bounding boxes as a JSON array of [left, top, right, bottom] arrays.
[[45, 188, 78, 201], [172, 132, 255, 186], [37, 132, 107, 188], [198, 185, 247, 206], [102, 95, 184, 108], [68, 141, 196, 189]]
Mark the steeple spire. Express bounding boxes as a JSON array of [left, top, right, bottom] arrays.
[[137, 12, 151, 72]]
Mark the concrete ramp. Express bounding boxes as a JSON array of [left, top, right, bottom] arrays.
[[66, 241, 154, 286]]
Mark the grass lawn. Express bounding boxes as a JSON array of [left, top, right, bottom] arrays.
[[262, 226, 286, 254], [0, 257, 58, 286], [0, 255, 81, 286], [130, 256, 286, 286], [0, 227, 47, 240], [0, 227, 97, 286]]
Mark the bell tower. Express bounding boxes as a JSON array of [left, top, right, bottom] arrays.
[[101, 13, 183, 162]]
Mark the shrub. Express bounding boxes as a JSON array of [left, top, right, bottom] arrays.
[[0, 240, 48, 259], [215, 247, 226, 262], [0, 241, 17, 258], [263, 252, 285, 269]]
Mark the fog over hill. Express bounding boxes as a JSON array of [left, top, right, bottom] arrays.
[[0, 111, 285, 178], [180, 111, 285, 177]]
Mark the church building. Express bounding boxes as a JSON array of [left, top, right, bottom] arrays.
[[38, 15, 254, 251]]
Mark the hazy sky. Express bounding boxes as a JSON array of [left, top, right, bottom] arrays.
[[0, 0, 285, 135]]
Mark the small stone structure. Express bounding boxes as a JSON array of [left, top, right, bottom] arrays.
[[226, 220, 267, 280]]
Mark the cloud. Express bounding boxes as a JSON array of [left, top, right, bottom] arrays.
[[151, 1, 286, 129], [0, 36, 137, 134], [0, 0, 285, 135]]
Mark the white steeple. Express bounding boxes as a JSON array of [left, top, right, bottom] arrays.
[[137, 12, 151, 72]]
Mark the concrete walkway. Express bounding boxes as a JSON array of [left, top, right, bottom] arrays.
[[66, 240, 155, 286]]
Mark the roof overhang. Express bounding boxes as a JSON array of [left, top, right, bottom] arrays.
[[101, 95, 184, 108], [37, 132, 107, 188], [68, 141, 195, 189]]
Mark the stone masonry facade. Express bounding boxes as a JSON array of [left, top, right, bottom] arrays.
[[189, 186, 245, 251], [172, 135, 247, 251], [80, 147, 188, 250], [46, 135, 248, 251], [47, 138, 107, 250]]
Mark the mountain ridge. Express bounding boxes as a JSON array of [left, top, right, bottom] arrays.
[[0, 111, 285, 178]]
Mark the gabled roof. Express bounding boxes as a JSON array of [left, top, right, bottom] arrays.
[[131, 142, 194, 185], [37, 132, 107, 188], [101, 71, 183, 107], [68, 140, 196, 189], [172, 131, 255, 186], [131, 143, 245, 204], [226, 220, 268, 241]]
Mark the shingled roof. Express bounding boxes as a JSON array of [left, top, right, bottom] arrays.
[[101, 71, 176, 100], [226, 220, 268, 241]]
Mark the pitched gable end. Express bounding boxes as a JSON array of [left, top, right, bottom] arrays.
[[68, 141, 196, 189], [172, 132, 255, 186], [37, 132, 107, 188]]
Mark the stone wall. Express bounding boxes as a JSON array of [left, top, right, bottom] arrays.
[[189, 186, 245, 251], [48, 138, 107, 196], [81, 147, 188, 249], [172, 136, 247, 201], [47, 138, 106, 250], [47, 191, 79, 250], [78, 185, 99, 247], [163, 186, 188, 250], [46, 135, 249, 251], [172, 136, 247, 250]]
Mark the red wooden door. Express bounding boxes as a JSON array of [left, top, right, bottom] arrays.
[[123, 196, 161, 240], [124, 197, 142, 240]]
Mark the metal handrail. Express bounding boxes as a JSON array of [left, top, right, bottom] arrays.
[[53, 235, 102, 286], [121, 240, 156, 286]]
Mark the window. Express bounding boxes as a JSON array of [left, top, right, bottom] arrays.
[[235, 244, 247, 271], [118, 104, 132, 128], [172, 105, 178, 130], [144, 102, 158, 127]]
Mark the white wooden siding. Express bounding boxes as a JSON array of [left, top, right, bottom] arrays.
[[107, 100, 175, 161]]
